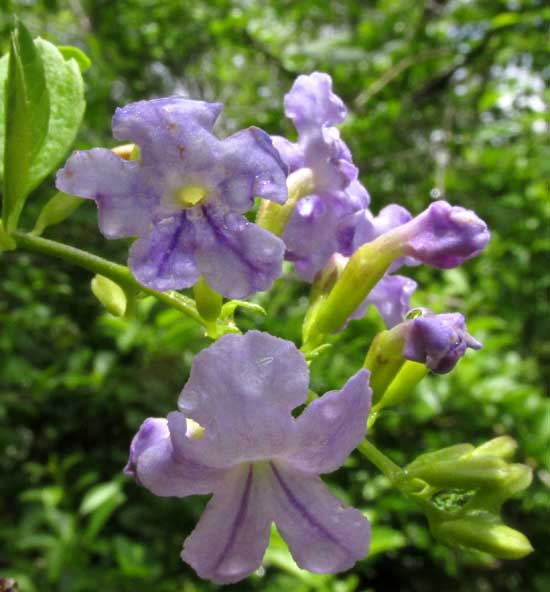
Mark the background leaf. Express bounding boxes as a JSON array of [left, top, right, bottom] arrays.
[[1, 21, 49, 231]]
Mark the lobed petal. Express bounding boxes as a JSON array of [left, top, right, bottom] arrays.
[[126, 417, 223, 497], [402, 311, 483, 373], [284, 369, 371, 475], [271, 135, 305, 172], [194, 206, 284, 299], [270, 463, 370, 573], [364, 274, 418, 328], [56, 148, 151, 238], [181, 463, 272, 584], [177, 331, 309, 465], [128, 213, 200, 291], [220, 127, 288, 211], [113, 97, 222, 175], [284, 72, 347, 131]]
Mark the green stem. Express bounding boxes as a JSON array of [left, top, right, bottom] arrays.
[[12, 231, 212, 329], [357, 439, 404, 484]]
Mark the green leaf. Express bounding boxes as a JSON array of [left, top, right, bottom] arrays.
[[26, 39, 85, 193], [1, 21, 49, 232], [220, 299, 267, 319], [369, 526, 407, 557], [57, 45, 92, 72], [0, 35, 86, 220], [80, 481, 122, 515], [32, 191, 83, 236]]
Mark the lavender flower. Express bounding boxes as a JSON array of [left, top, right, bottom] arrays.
[[56, 97, 288, 298], [271, 72, 369, 279], [125, 331, 372, 584], [401, 310, 482, 373]]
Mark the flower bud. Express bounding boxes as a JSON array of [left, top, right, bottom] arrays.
[[408, 456, 510, 489], [193, 275, 222, 322], [406, 444, 475, 472], [432, 514, 533, 559], [472, 436, 517, 461], [401, 309, 482, 373], [91, 274, 127, 317], [32, 191, 83, 236], [397, 201, 490, 268]]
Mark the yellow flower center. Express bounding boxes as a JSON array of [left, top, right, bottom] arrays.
[[176, 185, 208, 208]]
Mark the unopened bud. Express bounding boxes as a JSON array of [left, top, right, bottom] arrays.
[[473, 436, 518, 461], [91, 274, 127, 317], [432, 514, 533, 559]]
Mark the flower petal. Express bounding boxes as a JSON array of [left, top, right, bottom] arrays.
[[181, 463, 272, 584], [284, 369, 371, 474], [270, 463, 370, 573], [177, 331, 308, 465], [113, 97, 222, 175], [127, 417, 223, 497], [284, 72, 347, 131], [56, 148, 151, 238], [128, 213, 200, 291], [365, 274, 417, 328], [220, 127, 288, 210], [194, 206, 284, 299], [271, 135, 305, 172]]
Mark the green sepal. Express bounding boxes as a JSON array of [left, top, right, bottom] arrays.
[[220, 299, 267, 319]]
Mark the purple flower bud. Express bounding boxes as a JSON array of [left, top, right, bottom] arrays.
[[402, 310, 482, 373], [400, 201, 490, 268]]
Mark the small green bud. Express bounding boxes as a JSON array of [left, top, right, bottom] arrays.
[[91, 274, 127, 317], [193, 275, 222, 322], [407, 444, 475, 472], [465, 463, 533, 511], [472, 436, 518, 461], [408, 456, 510, 489], [432, 514, 533, 559]]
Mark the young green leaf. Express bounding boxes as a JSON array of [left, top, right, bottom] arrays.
[[0, 34, 86, 226], [57, 45, 92, 72], [27, 39, 85, 194], [31, 191, 83, 236], [1, 21, 49, 232]]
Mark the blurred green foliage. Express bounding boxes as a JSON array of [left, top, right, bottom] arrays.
[[0, 0, 549, 590]]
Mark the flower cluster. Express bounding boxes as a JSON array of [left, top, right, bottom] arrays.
[[54, 71, 497, 584]]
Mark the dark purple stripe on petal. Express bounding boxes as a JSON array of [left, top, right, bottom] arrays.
[[157, 212, 188, 275], [270, 462, 353, 556], [201, 206, 263, 275], [213, 465, 254, 572]]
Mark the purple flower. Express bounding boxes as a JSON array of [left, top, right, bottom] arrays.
[[272, 72, 357, 192], [269, 73, 369, 280], [284, 181, 370, 281], [125, 331, 372, 584], [401, 310, 482, 373], [56, 97, 288, 298]]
